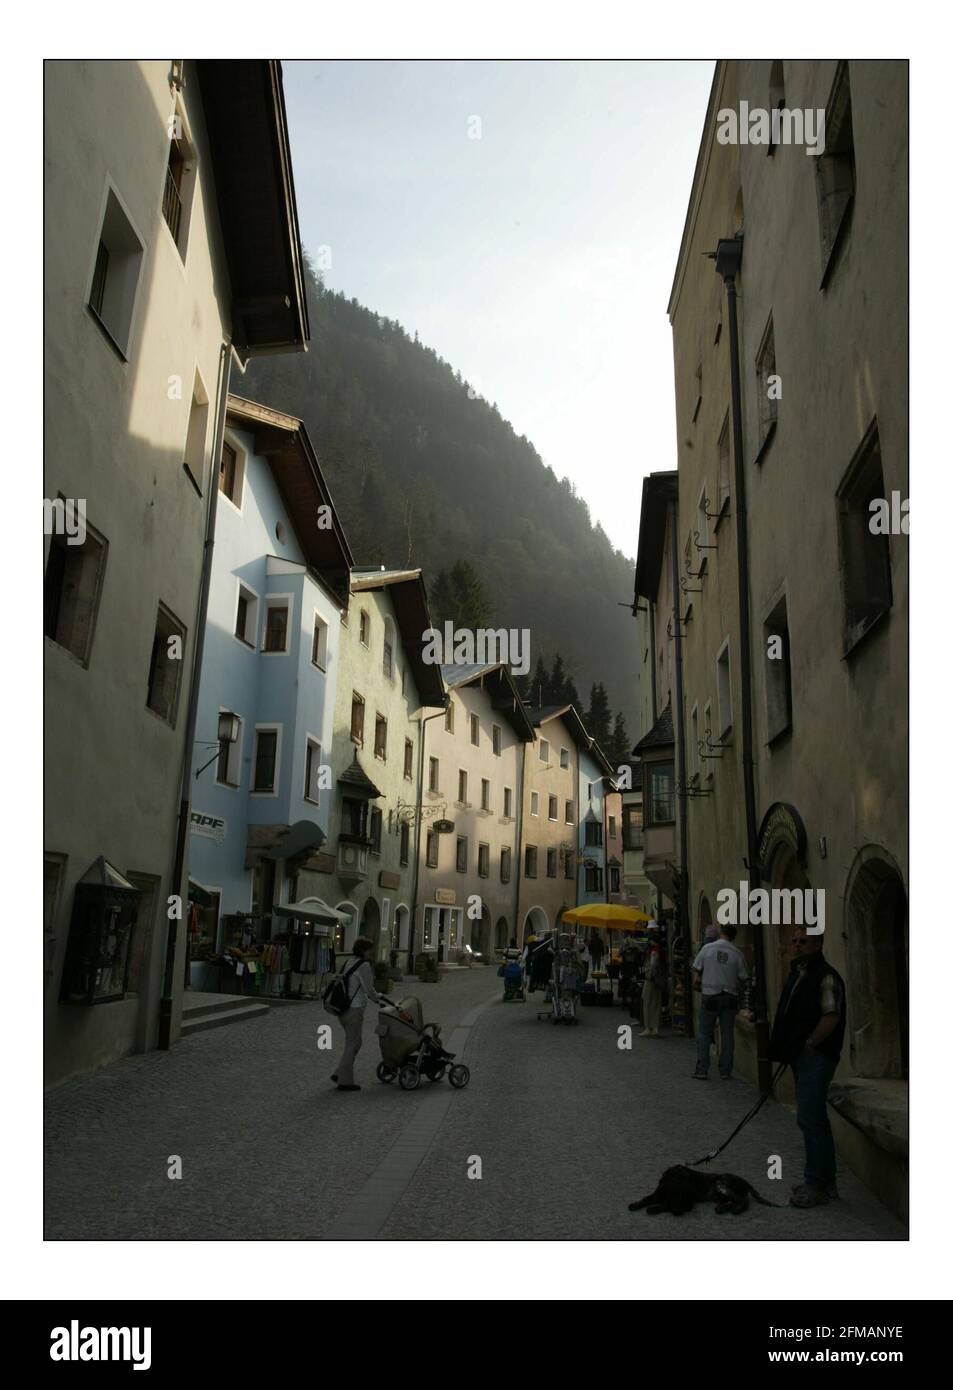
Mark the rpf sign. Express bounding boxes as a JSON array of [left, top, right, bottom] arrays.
[[190, 811, 226, 843]]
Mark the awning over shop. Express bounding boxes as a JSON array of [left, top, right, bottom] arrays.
[[260, 819, 326, 861], [273, 897, 350, 932], [187, 878, 216, 908], [561, 903, 652, 930]]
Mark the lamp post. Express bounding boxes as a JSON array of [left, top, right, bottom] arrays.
[[194, 710, 241, 779]]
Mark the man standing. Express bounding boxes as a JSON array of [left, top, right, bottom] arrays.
[[692, 924, 749, 1079], [769, 925, 846, 1208]]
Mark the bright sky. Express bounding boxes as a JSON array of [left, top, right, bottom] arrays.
[[283, 59, 715, 559]]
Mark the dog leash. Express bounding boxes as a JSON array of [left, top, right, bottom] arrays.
[[688, 1063, 788, 1166]]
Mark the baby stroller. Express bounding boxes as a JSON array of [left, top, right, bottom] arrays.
[[501, 952, 525, 1002], [374, 996, 471, 1091]]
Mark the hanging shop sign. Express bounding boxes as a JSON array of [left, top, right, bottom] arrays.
[[433, 819, 455, 834], [190, 811, 227, 843]]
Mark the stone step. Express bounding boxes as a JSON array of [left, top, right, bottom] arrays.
[[183, 993, 254, 1021], [181, 1001, 270, 1036]]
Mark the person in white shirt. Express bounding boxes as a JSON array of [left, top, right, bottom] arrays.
[[333, 936, 384, 1091], [691, 924, 749, 1080]]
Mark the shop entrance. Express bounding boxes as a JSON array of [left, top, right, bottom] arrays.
[[361, 896, 381, 952]]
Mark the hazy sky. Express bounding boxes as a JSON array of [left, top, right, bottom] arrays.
[[283, 59, 715, 559]]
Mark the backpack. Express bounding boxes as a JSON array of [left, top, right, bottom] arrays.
[[322, 958, 363, 1017]]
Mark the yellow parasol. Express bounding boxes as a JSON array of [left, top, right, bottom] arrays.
[[561, 903, 651, 930]]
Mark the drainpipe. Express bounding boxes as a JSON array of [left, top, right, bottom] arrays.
[[669, 494, 692, 1035], [408, 703, 447, 976], [159, 338, 232, 1050], [714, 235, 771, 1093], [513, 740, 527, 944]]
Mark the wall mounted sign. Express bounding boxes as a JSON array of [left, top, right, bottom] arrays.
[[190, 811, 226, 843], [435, 888, 457, 905]]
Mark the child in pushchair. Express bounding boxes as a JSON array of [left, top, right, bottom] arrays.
[[374, 995, 471, 1091]]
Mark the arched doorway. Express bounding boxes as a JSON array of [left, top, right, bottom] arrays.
[[335, 901, 358, 953], [393, 904, 409, 955], [495, 917, 508, 951], [845, 848, 908, 1079], [523, 906, 549, 946], [470, 905, 488, 955], [763, 841, 812, 1008], [360, 897, 381, 957]]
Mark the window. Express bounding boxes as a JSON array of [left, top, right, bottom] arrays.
[[219, 441, 245, 507], [457, 769, 469, 804], [235, 585, 258, 646], [456, 836, 468, 873], [609, 815, 617, 839], [445, 701, 454, 734], [560, 747, 570, 769], [404, 738, 414, 781], [87, 186, 144, 357], [585, 864, 604, 893], [610, 865, 621, 893], [525, 845, 538, 879], [703, 702, 714, 780], [182, 375, 209, 494], [252, 728, 279, 793], [162, 115, 196, 256], [304, 738, 322, 803], [837, 421, 892, 653], [350, 692, 365, 745], [764, 595, 794, 742], [696, 483, 710, 567], [716, 639, 732, 736], [816, 61, 855, 286], [400, 821, 410, 866], [481, 779, 491, 812], [311, 615, 328, 669], [585, 819, 603, 848], [546, 848, 557, 878], [755, 317, 778, 457], [426, 830, 439, 868], [717, 413, 731, 513], [530, 791, 539, 817], [374, 714, 387, 761], [692, 363, 702, 422], [44, 516, 107, 665], [548, 795, 558, 821], [263, 601, 289, 653], [623, 805, 643, 850], [503, 786, 513, 819], [429, 757, 440, 793], [478, 843, 490, 878], [500, 847, 512, 883], [690, 705, 700, 783], [359, 610, 370, 646], [369, 807, 383, 853], [564, 849, 575, 881], [492, 724, 502, 756], [470, 713, 480, 746], [565, 800, 575, 824], [383, 619, 394, 679], [539, 738, 550, 763], [216, 714, 243, 788], [146, 603, 186, 724], [767, 60, 786, 155], [648, 762, 675, 825], [341, 797, 369, 841]]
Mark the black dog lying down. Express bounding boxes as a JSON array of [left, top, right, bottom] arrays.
[[629, 1164, 781, 1216]]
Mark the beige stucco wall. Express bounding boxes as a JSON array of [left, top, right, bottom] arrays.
[[44, 61, 233, 1084], [517, 713, 579, 940], [418, 678, 524, 954]]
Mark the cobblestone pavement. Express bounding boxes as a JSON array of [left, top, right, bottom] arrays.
[[45, 968, 906, 1241]]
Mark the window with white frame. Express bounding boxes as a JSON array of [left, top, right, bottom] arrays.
[[44, 513, 107, 666], [481, 778, 491, 812], [383, 618, 395, 679], [559, 747, 570, 769], [359, 609, 370, 647], [445, 700, 454, 734], [219, 440, 245, 508], [503, 786, 513, 819], [234, 585, 258, 646], [87, 184, 144, 358], [146, 603, 186, 725], [539, 738, 550, 763], [492, 724, 502, 756], [548, 794, 558, 821], [304, 737, 322, 803], [311, 613, 328, 669], [252, 727, 280, 794], [764, 595, 794, 742], [429, 757, 440, 793], [263, 599, 290, 653], [530, 790, 539, 817], [457, 769, 469, 805], [162, 108, 197, 259], [470, 712, 480, 746], [216, 713, 243, 788]]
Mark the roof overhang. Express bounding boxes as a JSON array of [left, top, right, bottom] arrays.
[[197, 60, 309, 355], [634, 471, 678, 603], [351, 571, 446, 707]]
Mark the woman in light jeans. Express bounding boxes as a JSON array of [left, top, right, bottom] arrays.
[[333, 936, 383, 1092]]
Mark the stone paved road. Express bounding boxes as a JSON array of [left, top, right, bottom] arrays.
[[45, 967, 906, 1241]]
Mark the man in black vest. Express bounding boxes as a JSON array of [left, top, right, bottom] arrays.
[[769, 924, 846, 1208]]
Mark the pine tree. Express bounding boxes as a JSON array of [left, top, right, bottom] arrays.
[[530, 655, 549, 709], [550, 652, 568, 703], [586, 682, 612, 746], [429, 560, 494, 632], [607, 711, 631, 769], [564, 674, 581, 711]]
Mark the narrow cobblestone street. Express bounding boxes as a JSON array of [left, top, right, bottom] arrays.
[[45, 968, 905, 1241]]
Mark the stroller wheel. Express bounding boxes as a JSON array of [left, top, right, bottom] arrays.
[[448, 1064, 470, 1088], [398, 1066, 421, 1091], [376, 1062, 396, 1084], [429, 1066, 446, 1082]]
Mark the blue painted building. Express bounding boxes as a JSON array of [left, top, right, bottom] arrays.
[[187, 394, 353, 972], [577, 739, 614, 906]]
